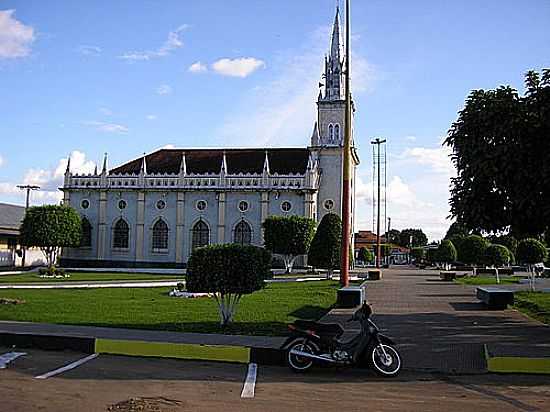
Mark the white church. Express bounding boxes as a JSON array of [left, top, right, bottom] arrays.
[[61, 7, 360, 268]]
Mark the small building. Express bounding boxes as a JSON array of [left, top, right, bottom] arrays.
[[0, 203, 24, 267], [354, 230, 410, 265]]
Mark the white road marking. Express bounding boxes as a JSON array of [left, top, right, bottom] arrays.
[[241, 362, 258, 399], [34, 353, 98, 379], [0, 352, 26, 369]]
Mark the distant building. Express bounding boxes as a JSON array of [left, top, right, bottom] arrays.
[[354, 230, 410, 265], [61, 7, 361, 268], [0, 202, 24, 267]]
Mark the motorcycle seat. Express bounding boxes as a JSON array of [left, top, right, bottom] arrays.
[[294, 320, 344, 337]]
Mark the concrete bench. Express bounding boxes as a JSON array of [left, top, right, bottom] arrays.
[[440, 271, 456, 281], [367, 269, 382, 281], [476, 287, 514, 310], [337, 282, 367, 308]]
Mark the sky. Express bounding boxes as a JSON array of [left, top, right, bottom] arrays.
[[0, 0, 549, 241]]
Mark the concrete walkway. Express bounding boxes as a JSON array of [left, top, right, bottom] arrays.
[[0, 280, 182, 289]]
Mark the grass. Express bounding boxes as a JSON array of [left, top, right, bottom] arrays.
[[0, 272, 184, 284], [0, 280, 338, 336], [514, 291, 550, 325], [454, 275, 523, 286]]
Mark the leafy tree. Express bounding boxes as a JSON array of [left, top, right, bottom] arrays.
[[411, 247, 426, 263], [516, 238, 548, 291], [425, 248, 439, 266], [484, 244, 511, 284], [263, 215, 316, 273], [359, 247, 374, 265], [437, 240, 457, 270], [445, 69, 550, 238], [186, 244, 271, 326], [457, 235, 489, 273], [490, 234, 518, 256], [19, 205, 81, 270], [386, 229, 401, 244], [398, 228, 428, 248], [308, 213, 341, 279]]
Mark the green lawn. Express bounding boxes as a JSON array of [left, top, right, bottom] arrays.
[[0, 281, 338, 336], [454, 275, 523, 286], [0, 272, 184, 284], [514, 292, 550, 325]]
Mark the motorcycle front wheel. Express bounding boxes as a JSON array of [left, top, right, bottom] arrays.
[[370, 343, 401, 377], [287, 339, 319, 373]]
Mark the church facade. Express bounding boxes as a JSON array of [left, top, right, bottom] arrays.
[[61, 8, 360, 268]]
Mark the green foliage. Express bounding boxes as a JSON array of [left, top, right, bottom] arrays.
[[437, 240, 457, 264], [444, 222, 470, 240], [386, 229, 401, 244], [20, 205, 82, 269], [308, 213, 341, 274], [457, 235, 490, 265], [38, 267, 66, 277], [397, 228, 428, 247], [516, 238, 548, 264], [411, 247, 425, 262], [425, 248, 438, 265], [187, 244, 272, 326], [359, 247, 374, 263], [490, 234, 518, 256], [484, 244, 511, 267], [445, 69, 550, 237]]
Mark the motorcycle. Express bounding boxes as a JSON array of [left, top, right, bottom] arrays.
[[282, 302, 401, 377]]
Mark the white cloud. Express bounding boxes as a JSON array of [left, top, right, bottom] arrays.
[[83, 121, 128, 134], [0, 9, 35, 59], [211, 57, 265, 78], [405, 135, 417, 142], [0, 154, 3, 167], [78, 45, 101, 56], [402, 146, 454, 175], [146, 114, 157, 120], [188, 61, 207, 73], [156, 84, 172, 95], [118, 25, 188, 61], [99, 107, 112, 116]]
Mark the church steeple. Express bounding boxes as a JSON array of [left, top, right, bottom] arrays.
[[321, 6, 344, 101]]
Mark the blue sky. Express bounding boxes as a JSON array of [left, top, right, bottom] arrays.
[[0, 0, 549, 240]]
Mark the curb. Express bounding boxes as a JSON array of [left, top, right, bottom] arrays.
[[484, 344, 550, 374], [0, 332, 285, 366]]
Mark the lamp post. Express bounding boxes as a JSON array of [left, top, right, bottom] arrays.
[[370, 138, 386, 268], [16, 184, 40, 267]]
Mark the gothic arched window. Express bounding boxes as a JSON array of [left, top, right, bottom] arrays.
[[80, 217, 92, 248], [334, 124, 340, 141], [329, 124, 334, 142], [234, 220, 252, 245], [152, 219, 169, 251], [192, 220, 209, 250], [113, 218, 129, 249]]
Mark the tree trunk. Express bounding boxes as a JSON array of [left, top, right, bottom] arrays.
[[284, 255, 297, 274], [495, 266, 500, 284], [529, 265, 536, 292], [326, 269, 333, 280]]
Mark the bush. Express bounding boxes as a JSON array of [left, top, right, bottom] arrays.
[[411, 247, 426, 263], [516, 238, 548, 291], [263, 215, 316, 273], [491, 234, 518, 256], [457, 235, 489, 266], [308, 213, 341, 278], [186, 244, 272, 326], [359, 247, 374, 264], [484, 244, 511, 284], [38, 267, 67, 277], [437, 240, 457, 270]]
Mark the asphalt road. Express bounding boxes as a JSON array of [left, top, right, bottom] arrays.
[[1, 346, 549, 412]]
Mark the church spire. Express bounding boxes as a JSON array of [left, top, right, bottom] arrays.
[[321, 5, 345, 101], [331, 5, 342, 64]]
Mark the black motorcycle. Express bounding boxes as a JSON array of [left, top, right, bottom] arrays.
[[282, 303, 401, 377]]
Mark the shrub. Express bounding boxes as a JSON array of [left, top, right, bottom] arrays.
[[411, 247, 426, 263], [516, 238, 548, 291], [484, 244, 511, 284], [308, 213, 341, 279], [263, 215, 316, 273], [437, 240, 457, 270], [359, 247, 374, 264], [20, 205, 81, 270], [186, 244, 272, 326], [491, 234, 518, 256], [457, 235, 489, 266]]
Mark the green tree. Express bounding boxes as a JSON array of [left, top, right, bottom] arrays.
[[19, 205, 81, 270], [484, 244, 511, 284], [437, 240, 457, 270], [490, 234, 518, 256], [445, 69, 550, 238], [308, 213, 341, 279], [398, 228, 428, 248], [516, 238, 549, 291], [186, 244, 272, 326], [444, 222, 470, 240], [425, 248, 438, 266], [263, 215, 316, 273], [359, 247, 374, 265], [386, 229, 401, 244], [411, 247, 426, 263], [457, 235, 490, 274]]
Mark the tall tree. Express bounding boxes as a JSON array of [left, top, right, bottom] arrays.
[[445, 69, 550, 238], [386, 229, 401, 244], [398, 228, 428, 248], [308, 213, 342, 279]]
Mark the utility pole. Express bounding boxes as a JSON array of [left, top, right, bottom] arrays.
[[371, 138, 386, 268], [16, 185, 40, 267], [340, 0, 352, 287]]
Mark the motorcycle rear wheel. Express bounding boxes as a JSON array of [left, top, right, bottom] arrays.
[[370, 343, 401, 377], [287, 339, 319, 373]]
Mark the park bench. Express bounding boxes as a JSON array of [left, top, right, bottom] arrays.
[[440, 271, 456, 281], [337, 281, 367, 308], [476, 287, 514, 310], [367, 269, 382, 280]]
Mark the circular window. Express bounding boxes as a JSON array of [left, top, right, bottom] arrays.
[[281, 201, 292, 212], [323, 199, 335, 211], [196, 200, 207, 212], [118, 200, 127, 210], [81, 199, 90, 210], [238, 200, 249, 213], [156, 199, 166, 210]]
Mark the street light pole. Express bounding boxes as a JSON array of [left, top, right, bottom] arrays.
[[340, 0, 352, 287], [370, 138, 386, 268], [16, 184, 40, 267]]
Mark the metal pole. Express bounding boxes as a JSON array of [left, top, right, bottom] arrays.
[[340, 0, 352, 287], [17, 185, 40, 267], [370, 138, 386, 268]]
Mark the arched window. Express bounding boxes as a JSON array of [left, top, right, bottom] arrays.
[[234, 220, 252, 245], [192, 220, 209, 250], [152, 219, 169, 251], [328, 124, 334, 142], [113, 218, 129, 249], [80, 217, 92, 248], [334, 124, 340, 141]]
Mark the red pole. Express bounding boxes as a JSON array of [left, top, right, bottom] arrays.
[[340, 0, 352, 288]]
